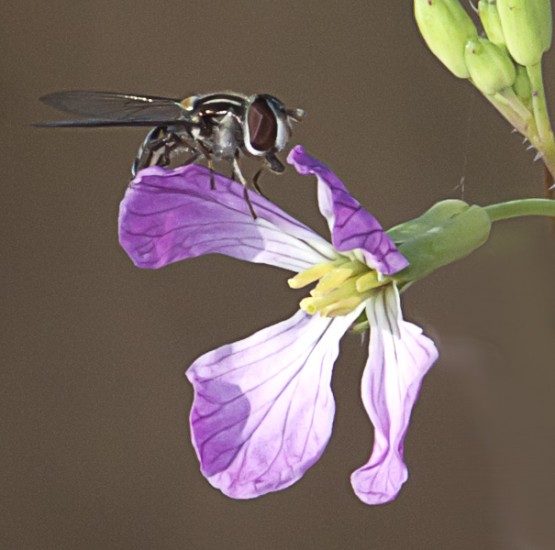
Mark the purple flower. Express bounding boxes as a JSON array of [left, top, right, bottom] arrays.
[[119, 146, 438, 505]]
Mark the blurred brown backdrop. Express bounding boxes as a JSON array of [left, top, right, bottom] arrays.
[[2, 1, 555, 549]]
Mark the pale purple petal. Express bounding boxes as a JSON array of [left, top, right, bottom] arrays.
[[119, 164, 336, 272], [186, 307, 362, 499], [287, 146, 408, 275], [351, 285, 438, 504]]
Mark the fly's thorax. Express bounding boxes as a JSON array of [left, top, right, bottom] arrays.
[[210, 112, 243, 160], [288, 256, 389, 317]]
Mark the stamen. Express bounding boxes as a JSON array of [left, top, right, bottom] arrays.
[[299, 297, 319, 315], [300, 279, 358, 314], [321, 296, 367, 317], [292, 256, 385, 317], [356, 271, 382, 292], [310, 261, 366, 296], [288, 259, 345, 289]]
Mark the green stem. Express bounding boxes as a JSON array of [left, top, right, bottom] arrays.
[[485, 88, 544, 152], [485, 89, 530, 136], [526, 62, 555, 181], [496, 87, 535, 127], [484, 198, 555, 222], [527, 62, 554, 146]]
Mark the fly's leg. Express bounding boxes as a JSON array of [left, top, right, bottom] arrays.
[[179, 151, 201, 167], [233, 157, 257, 219], [158, 131, 204, 167], [132, 135, 167, 178], [131, 131, 199, 183], [250, 154, 284, 197], [196, 142, 216, 190], [252, 168, 267, 198]]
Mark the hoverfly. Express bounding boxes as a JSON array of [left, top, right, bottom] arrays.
[[37, 90, 305, 217]]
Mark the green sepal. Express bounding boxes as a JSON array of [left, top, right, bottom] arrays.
[[350, 311, 369, 334], [497, 0, 552, 66], [464, 37, 516, 95], [478, 0, 506, 47], [387, 200, 492, 283], [414, 0, 478, 78]]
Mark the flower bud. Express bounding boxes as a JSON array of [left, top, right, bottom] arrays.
[[496, 0, 552, 66], [478, 0, 506, 47], [464, 38, 516, 95], [513, 64, 532, 104], [414, 0, 478, 78], [387, 200, 492, 283]]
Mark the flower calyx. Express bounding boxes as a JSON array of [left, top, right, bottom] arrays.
[[387, 199, 492, 284]]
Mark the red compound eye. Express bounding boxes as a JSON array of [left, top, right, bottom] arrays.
[[247, 97, 277, 152]]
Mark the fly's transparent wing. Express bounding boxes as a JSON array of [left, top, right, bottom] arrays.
[[39, 90, 189, 124], [35, 118, 191, 128]]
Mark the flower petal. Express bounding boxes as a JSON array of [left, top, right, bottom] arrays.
[[119, 164, 336, 272], [186, 307, 362, 499], [351, 285, 438, 504], [287, 146, 408, 275]]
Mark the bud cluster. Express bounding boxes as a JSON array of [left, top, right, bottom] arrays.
[[414, 0, 551, 98]]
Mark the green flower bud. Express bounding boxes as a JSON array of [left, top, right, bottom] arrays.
[[414, 0, 478, 78], [478, 0, 506, 47], [536, 0, 553, 52], [464, 38, 516, 95], [513, 64, 532, 103], [497, 0, 552, 66], [387, 200, 492, 283]]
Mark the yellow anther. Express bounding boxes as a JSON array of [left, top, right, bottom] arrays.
[[321, 296, 367, 317], [299, 297, 318, 315], [301, 279, 358, 314], [356, 271, 382, 292], [287, 259, 344, 289], [292, 257, 381, 317], [310, 261, 366, 296]]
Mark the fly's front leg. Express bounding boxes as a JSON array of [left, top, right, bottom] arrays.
[[252, 168, 267, 197], [233, 157, 257, 219], [249, 154, 283, 197]]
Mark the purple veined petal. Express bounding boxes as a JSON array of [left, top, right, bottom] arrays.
[[351, 285, 438, 505], [287, 146, 408, 276], [119, 164, 336, 272], [186, 306, 363, 499]]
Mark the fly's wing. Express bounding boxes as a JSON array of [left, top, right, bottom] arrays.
[[35, 118, 190, 128], [37, 90, 191, 127]]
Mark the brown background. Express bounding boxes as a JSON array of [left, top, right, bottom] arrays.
[[2, 1, 555, 549]]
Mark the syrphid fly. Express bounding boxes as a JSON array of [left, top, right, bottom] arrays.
[[37, 90, 305, 217]]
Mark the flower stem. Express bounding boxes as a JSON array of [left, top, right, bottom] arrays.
[[484, 85, 538, 143], [527, 63, 554, 146], [484, 198, 555, 222], [526, 62, 555, 183]]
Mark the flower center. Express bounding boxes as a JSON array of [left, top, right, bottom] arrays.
[[287, 257, 388, 317]]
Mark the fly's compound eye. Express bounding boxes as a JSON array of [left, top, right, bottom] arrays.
[[245, 96, 279, 156]]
